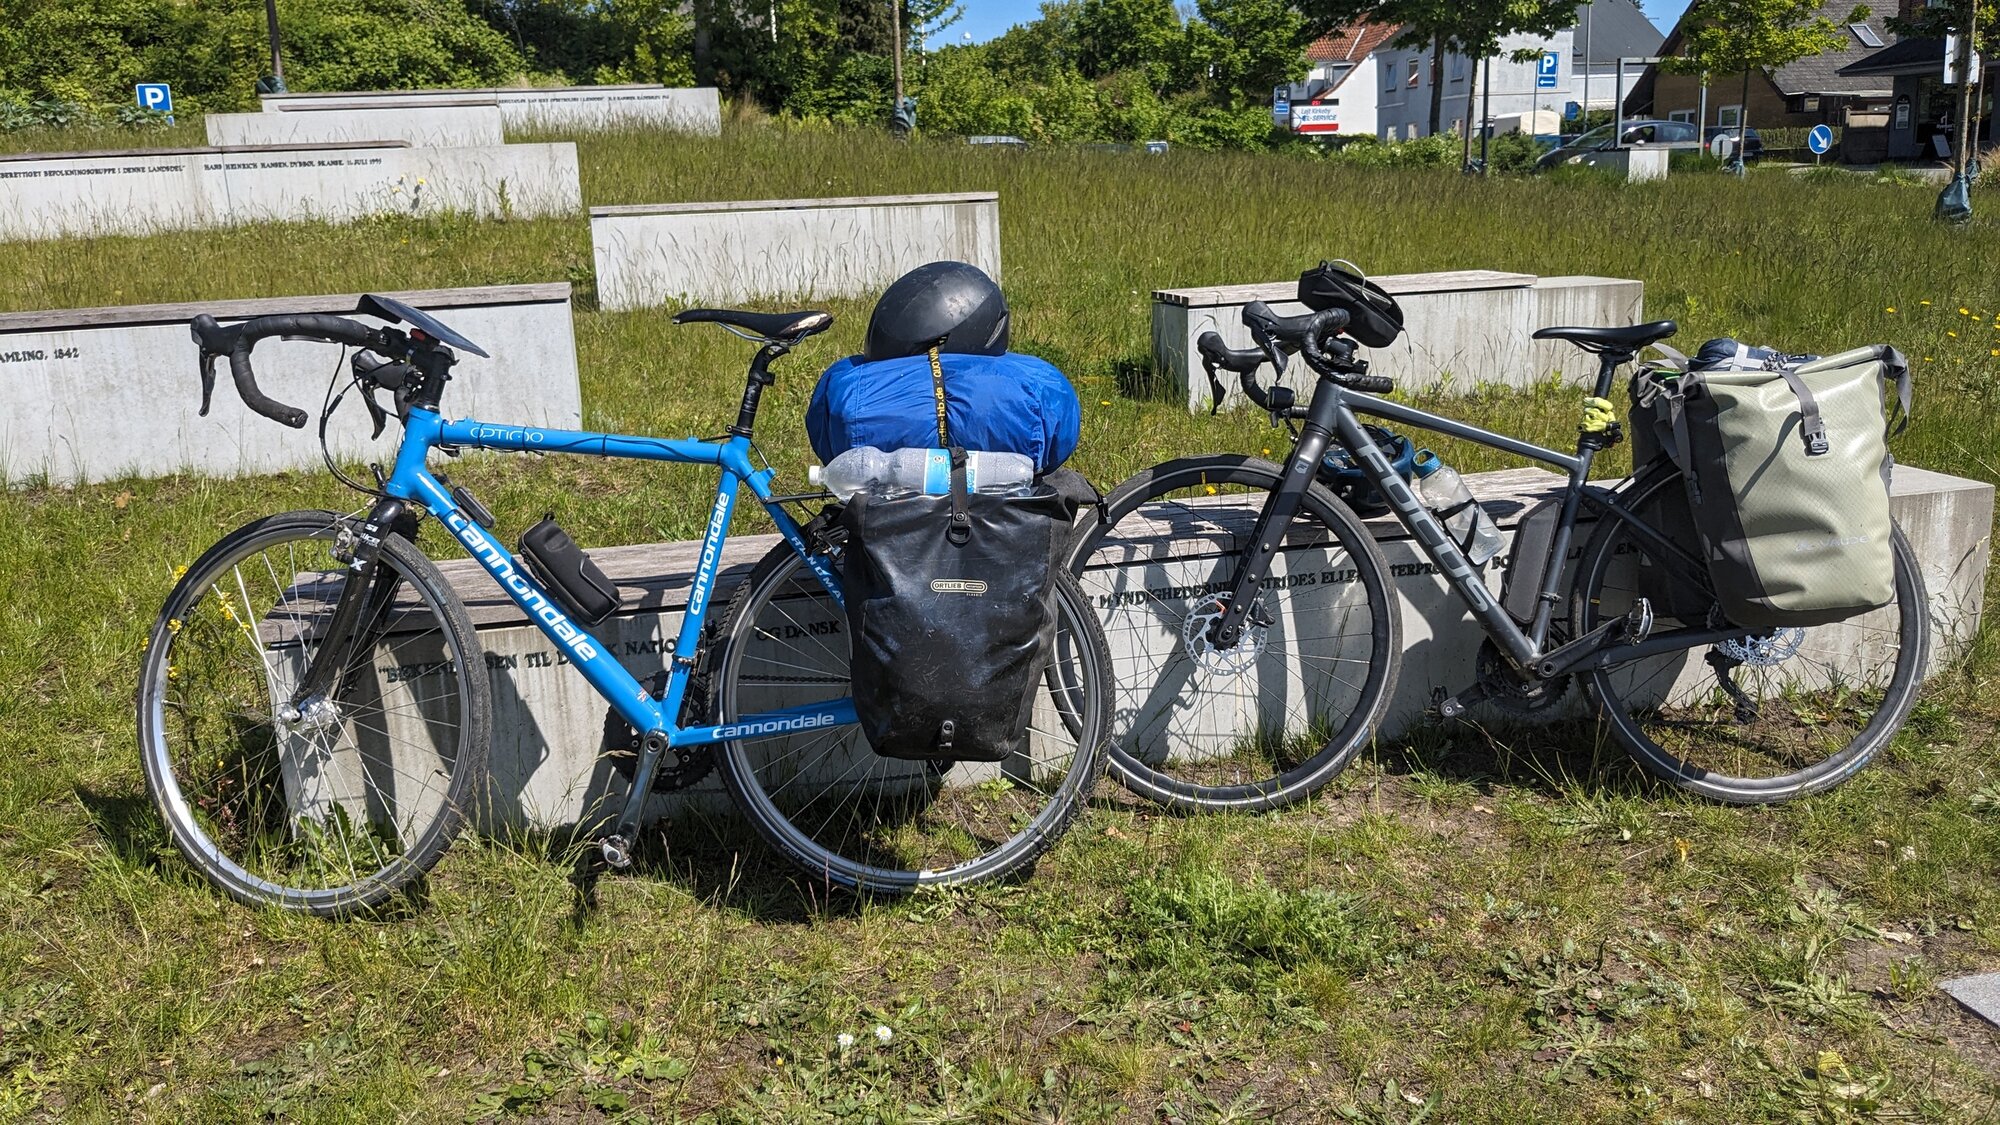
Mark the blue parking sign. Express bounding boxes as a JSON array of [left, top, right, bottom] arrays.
[[1536, 52, 1560, 90], [136, 83, 173, 114]]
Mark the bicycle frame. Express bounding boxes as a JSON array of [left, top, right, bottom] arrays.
[[367, 406, 854, 834], [1219, 355, 1742, 687]]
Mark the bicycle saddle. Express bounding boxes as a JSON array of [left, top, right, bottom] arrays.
[[1532, 320, 1678, 355], [674, 307, 833, 342]]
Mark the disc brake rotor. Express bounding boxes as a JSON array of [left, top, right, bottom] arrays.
[[1180, 592, 1272, 675], [1718, 628, 1806, 668]]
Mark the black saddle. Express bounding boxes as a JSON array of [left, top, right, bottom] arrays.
[[1532, 320, 1678, 355], [674, 307, 833, 342]]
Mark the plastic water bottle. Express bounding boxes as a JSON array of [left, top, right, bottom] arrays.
[[811, 446, 1034, 500], [1412, 448, 1503, 565]]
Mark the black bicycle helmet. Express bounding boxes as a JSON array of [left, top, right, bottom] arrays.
[[862, 261, 1010, 362]]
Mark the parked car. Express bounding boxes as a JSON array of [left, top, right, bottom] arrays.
[[1702, 126, 1766, 162], [1535, 119, 1701, 171]]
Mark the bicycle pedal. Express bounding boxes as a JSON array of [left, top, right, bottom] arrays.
[[1624, 598, 1655, 645], [599, 834, 633, 870]]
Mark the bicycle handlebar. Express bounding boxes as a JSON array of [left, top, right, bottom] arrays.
[[191, 313, 388, 429]]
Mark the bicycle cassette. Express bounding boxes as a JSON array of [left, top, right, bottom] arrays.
[[600, 670, 714, 792]]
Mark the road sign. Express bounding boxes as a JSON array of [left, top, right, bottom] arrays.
[[1537, 52, 1560, 90], [1273, 85, 1291, 126], [135, 83, 172, 114], [1564, 101, 1582, 121], [1807, 124, 1834, 155], [1291, 104, 1340, 135]]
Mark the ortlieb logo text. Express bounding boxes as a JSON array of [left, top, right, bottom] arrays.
[[930, 578, 989, 596]]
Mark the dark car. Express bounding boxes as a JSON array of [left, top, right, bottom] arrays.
[[1702, 126, 1765, 162], [1535, 119, 1702, 171]]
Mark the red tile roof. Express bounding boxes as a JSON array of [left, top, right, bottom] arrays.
[[1306, 24, 1403, 64]]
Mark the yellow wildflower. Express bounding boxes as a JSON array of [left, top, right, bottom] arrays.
[[1948, 331, 1958, 338], [1884, 307, 1897, 314], [1960, 307, 1971, 315], [1921, 299, 1932, 306]]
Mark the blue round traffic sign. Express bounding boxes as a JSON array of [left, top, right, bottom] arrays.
[[1807, 124, 1833, 155]]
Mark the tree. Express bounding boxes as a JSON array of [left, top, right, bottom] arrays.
[[1661, 0, 1856, 169], [1888, 0, 1996, 189], [1072, 0, 1181, 82]]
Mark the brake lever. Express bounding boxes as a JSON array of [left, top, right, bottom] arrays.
[[197, 352, 220, 417], [1203, 357, 1228, 416], [361, 384, 391, 440]]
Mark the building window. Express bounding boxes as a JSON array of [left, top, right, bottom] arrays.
[[1849, 22, 1883, 48], [1667, 109, 1695, 123], [1408, 58, 1421, 87], [1451, 55, 1465, 81], [1716, 104, 1742, 127], [1385, 62, 1398, 91]]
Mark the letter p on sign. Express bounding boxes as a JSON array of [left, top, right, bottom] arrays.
[[136, 83, 172, 113]]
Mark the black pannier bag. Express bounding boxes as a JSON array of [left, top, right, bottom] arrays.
[[837, 454, 1085, 762]]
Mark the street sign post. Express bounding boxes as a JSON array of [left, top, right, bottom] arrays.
[[1273, 85, 1291, 128], [135, 83, 173, 123], [1807, 123, 1833, 164], [1537, 52, 1560, 90]]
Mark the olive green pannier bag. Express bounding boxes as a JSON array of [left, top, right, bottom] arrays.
[[1629, 341, 1912, 629]]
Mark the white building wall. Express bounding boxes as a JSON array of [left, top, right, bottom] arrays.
[[1378, 29, 1578, 139], [1281, 57, 1383, 139]]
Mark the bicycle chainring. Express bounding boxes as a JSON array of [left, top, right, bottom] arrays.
[[1477, 628, 1571, 715], [1180, 592, 1272, 675], [601, 669, 715, 792]]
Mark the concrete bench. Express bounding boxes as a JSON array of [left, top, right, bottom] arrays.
[[287, 464, 1986, 832], [260, 85, 723, 135], [0, 141, 580, 240], [205, 105, 506, 148], [1153, 271, 1645, 411], [0, 284, 582, 486], [591, 192, 1003, 309]]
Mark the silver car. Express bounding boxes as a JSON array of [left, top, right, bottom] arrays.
[[1536, 119, 1702, 171]]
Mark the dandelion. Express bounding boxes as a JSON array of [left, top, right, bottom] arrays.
[[835, 1032, 855, 1050], [1948, 331, 1958, 338], [874, 1025, 894, 1044], [1990, 349, 1998, 357], [1884, 307, 1897, 314], [1921, 299, 1932, 306], [1960, 307, 1971, 316], [1099, 399, 1111, 406]]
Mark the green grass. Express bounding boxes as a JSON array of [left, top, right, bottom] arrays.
[[3, 122, 2000, 1121]]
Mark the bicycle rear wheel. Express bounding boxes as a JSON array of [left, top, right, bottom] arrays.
[[710, 541, 1111, 893], [1066, 456, 1400, 813], [1572, 464, 1931, 803], [136, 510, 490, 915]]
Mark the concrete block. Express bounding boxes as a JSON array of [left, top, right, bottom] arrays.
[[258, 464, 1987, 832], [0, 284, 582, 486], [591, 193, 1003, 309], [1154, 271, 1647, 410], [205, 105, 507, 148], [262, 85, 723, 135], [1942, 974, 2000, 1029], [0, 142, 580, 240]]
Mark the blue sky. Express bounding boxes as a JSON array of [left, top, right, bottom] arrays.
[[933, 0, 1690, 48]]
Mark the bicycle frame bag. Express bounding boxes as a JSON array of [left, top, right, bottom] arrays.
[[838, 453, 1081, 763], [1295, 260, 1405, 348], [518, 515, 620, 628], [1631, 341, 1911, 629]]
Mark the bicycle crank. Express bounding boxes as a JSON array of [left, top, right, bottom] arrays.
[[601, 669, 715, 792]]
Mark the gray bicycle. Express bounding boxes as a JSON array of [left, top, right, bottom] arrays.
[[1069, 289, 1930, 813]]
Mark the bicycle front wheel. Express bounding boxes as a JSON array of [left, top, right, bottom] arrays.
[[1573, 464, 1931, 803], [136, 510, 491, 916], [710, 541, 1111, 893], [1067, 456, 1400, 813]]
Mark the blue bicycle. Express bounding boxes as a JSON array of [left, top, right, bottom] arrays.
[[136, 296, 1111, 915]]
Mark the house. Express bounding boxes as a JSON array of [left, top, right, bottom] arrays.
[[1622, 0, 1899, 133], [1569, 0, 1666, 116], [1283, 24, 1404, 138], [1840, 27, 2000, 161]]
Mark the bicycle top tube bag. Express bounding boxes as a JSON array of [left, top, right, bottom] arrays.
[[1631, 340, 1911, 629]]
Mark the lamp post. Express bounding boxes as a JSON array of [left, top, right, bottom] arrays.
[[264, 0, 286, 91]]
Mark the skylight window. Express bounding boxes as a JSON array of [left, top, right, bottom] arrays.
[[1850, 23, 1884, 48]]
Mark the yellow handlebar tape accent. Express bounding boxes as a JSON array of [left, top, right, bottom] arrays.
[[1580, 396, 1617, 433]]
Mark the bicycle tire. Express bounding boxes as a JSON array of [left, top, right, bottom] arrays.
[[137, 510, 491, 916], [1572, 463, 1931, 803], [1066, 455, 1400, 813], [710, 540, 1111, 893]]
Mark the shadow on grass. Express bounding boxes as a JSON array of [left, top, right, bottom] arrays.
[[75, 786, 169, 870]]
